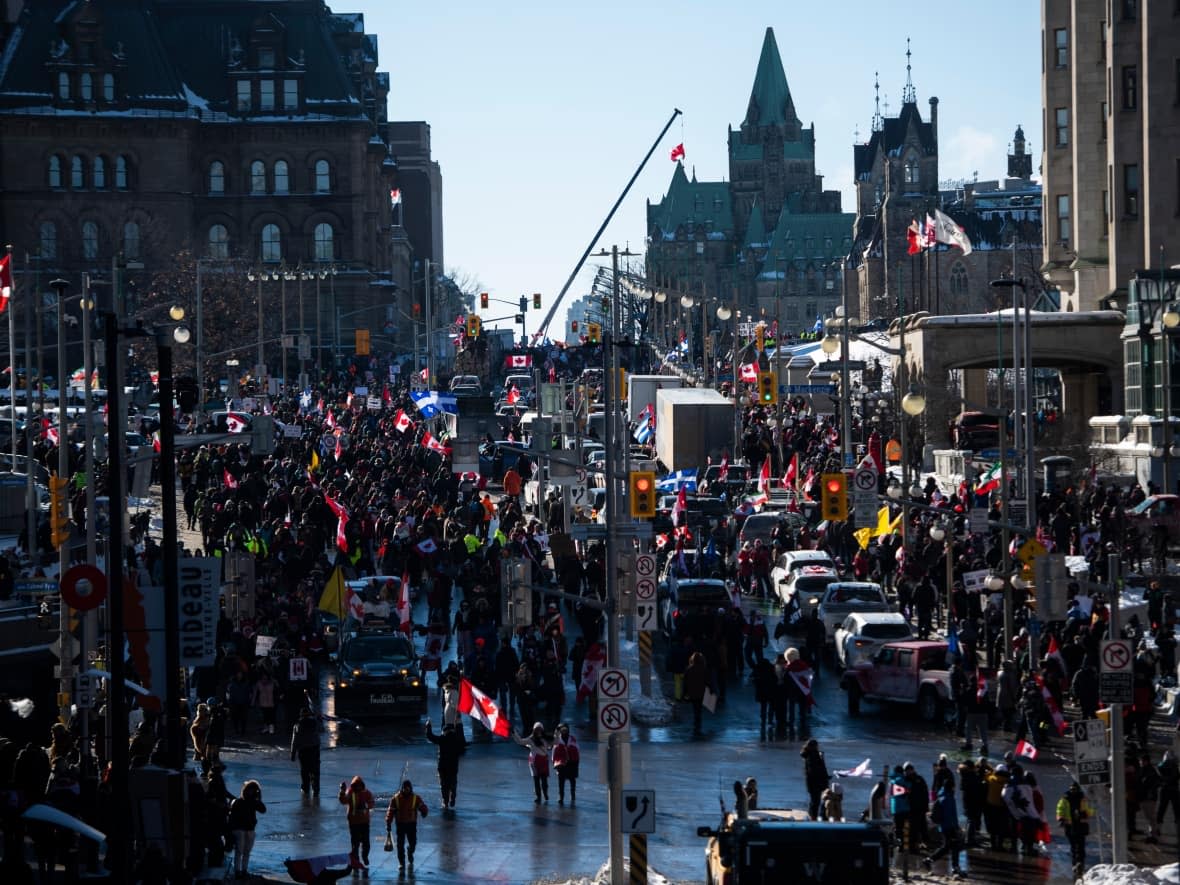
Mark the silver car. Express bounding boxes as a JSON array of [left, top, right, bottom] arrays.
[[834, 612, 913, 670]]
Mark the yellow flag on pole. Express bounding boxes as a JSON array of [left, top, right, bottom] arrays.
[[874, 505, 892, 537], [854, 526, 873, 549], [317, 566, 346, 616], [310, 449, 320, 472]]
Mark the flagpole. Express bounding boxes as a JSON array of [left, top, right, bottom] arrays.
[[6, 246, 15, 477]]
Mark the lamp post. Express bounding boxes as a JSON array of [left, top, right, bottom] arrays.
[[246, 267, 270, 385], [990, 277, 1035, 532], [313, 263, 338, 380]]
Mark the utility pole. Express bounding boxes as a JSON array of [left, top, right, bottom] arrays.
[[425, 259, 435, 384], [1108, 553, 1126, 863], [51, 277, 70, 725]]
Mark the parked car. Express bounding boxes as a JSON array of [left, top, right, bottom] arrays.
[[449, 374, 482, 391], [950, 410, 1000, 451], [661, 576, 732, 641], [771, 550, 838, 606], [834, 612, 913, 670], [332, 626, 427, 720], [840, 640, 953, 722], [776, 565, 840, 633], [1128, 494, 1180, 544], [816, 582, 892, 644], [738, 512, 786, 547]]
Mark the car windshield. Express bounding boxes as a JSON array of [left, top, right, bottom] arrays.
[[742, 515, 779, 535], [862, 623, 913, 639], [827, 586, 885, 604], [675, 583, 729, 607], [795, 575, 836, 595], [345, 636, 413, 664], [791, 557, 834, 572]]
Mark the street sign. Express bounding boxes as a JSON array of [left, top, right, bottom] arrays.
[[821, 360, 867, 371], [598, 668, 629, 702], [852, 467, 877, 493], [1099, 638, 1134, 704], [14, 577, 57, 595], [575, 467, 588, 485], [1009, 500, 1028, 529], [635, 553, 656, 603], [978, 448, 1018, 460], [1016, 538, 1047, 565], [635, 577, 656, 602], [1072, 719, 1111, 785], [599, 701, 630, 733], [852, 466, 876, 525], [621, 789, 656, 834], [74, 673, 92, 710], [968, 507, 989, 534], [636, 601, 657, 631], [785, 384, 836, 395]]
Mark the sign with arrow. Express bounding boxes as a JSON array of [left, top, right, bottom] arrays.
[[621, 789, 656, 834]]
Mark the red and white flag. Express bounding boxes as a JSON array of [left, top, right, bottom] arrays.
[[891, 783, 908, 797], [396, 570, 412, 634], [45, 422, 59, 447], [457, 677, 510, 737], [1015, 739, 1039, 761], [739, 363, 759, 383], [718, 455, 729, 484], [389, 187, 402, 207], [324, 493, 348, 520], [1037, 674, 1069, 735], [671, 485, 687, 526], [325, 409, 337, 430], [343, 583, 365, 621], [334, 436, 344, 461], [394, 409, 413, 433], [783, 452, 798, 488], [788, 663, 816, 708], [835, 758, 872, 778], [0, 253, 11, 314], [225, 414, 247, 434], [421, 431, 448, 455], [151, 431, 159, 453], [335, 514, 349, 552], [223, 468, 238, 490], [577, 642, 607, 702], [670, 143, 685, 162], [506, 354, 532, 369], [1046, 634, 1065, 671], [416, 537, 437, 555], [507, 386, 520, 405]]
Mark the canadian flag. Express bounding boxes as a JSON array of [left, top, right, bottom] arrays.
[[223, 468, 238, 490], [225, 414, 247, 434], [891, 783, 908, 797], [334, 436, 344, 461], [718, 454, 729, 484], [46, 423, 59, 447], [783, 452, 798, 489], [335, 513, 349, 552], [343, 583, 365, 621], [457, 677, 510, 737], [757, 456, 771, 495], [1015, 739, 1039, 761], [671, 485, 687, 527], [421, 431, 448, 455], [324, 493, 348, 520], [393, 409, 413, 433], [396, 570, 412, 634], [835, 758, 872, 778], [507, 386, 520, 405], [416, 537, 437, 555], [0, 253, 11, 314], [506, 355, 532, 368], [325, 409, 337, 430], [739, 363, 759, 383], [670, 143, 685, 162]]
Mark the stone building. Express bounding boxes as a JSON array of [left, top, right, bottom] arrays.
[[0, 0, 441, 371]]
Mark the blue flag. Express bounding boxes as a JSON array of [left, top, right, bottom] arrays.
[[656, 469, 697, 493], [410, 389, 458, 418], [947, 626, 960, 657]]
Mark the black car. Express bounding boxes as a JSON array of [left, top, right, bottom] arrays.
[[333, 628, 427, 719]]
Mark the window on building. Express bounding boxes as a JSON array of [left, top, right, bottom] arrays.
[[1123, 0, 1137, 19], [314, 223, 334, 261], [1055, 28, 1068, 67], [804, 302, 817, 318], [57, 72, 69, 100], [115, 155, 128, 189], [1055, 107, 1069, 146], [949, 263, 968, 296], [82, 221, 99, 260], [71, 156, 84, 189], [80, 73, 92, 102], [283, 80, 298, 111], [1125, 163, 1140, 216], [123, 222, 140, 260], [1123, 65, 1138, 109], [261, 223, 281, 262], [103, 73, 114, 102], [236, 80, 251, 113], [92, 156, 106, 189], [314, 159, 330, 194], [1057, 194, 1071, 244], [48, 156, 62, 189], [260, 79, 274, 112], [258, 47, 275, 69], [209, 161, 225, 194], [273, 160, 288, 194], [904, 160, 919, 185], [1103, 189, 1111, 229], [250, 160, 266, 195], [1101, 101, 1109, 141], [207, 224, 229, 259], [39, 222, 56, 260]]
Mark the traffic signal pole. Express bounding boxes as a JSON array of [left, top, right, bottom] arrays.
[[52, 278, 71, 723]]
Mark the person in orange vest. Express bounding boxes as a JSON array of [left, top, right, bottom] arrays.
[[502, 464, 523, 500], [384, 779, 429, 873], [479, 493, 496, 541], [338, 775, 375, 870]]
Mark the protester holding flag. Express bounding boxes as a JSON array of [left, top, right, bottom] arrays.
[[552, 722, 580, 805], [512, 721, 553, 803], [424, 718, 467, 811]]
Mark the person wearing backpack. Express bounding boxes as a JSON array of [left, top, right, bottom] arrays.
[[384, 779, 428, 873], [1056, 781, 1094, 878]]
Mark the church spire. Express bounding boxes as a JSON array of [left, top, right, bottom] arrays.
[[871, 71, 883, 133], [745, 27, 795, 129], [902, 37, 917, 105]]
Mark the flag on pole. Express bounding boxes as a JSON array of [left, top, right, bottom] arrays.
[[309, 449, 320, 472], [1015, 739, 1039, 761], [223, 468, 238, 490], [393, 409, 413, 433], [1046, 634, 1065, 671], [739, 363, 759, 383], [507, 386, 520, 405], [932, 208, 974, 255], [325, 409, 337, 430], [718, 454, 729, 484], [335, 513, 349, 553], [907, 220, 925, 256], [389, 188, 402, 207], [457, 677, 510, 737], [396, 571, 412, 634], [410, 389, 458, 418], [670, 143, 685, 162], [317, 566, 347, 616], [783, 452, 798, 489], [343, 582, 364, 622], [421, 431, 448, 455], [225, 414, 247, 434], [975, 462, 1003, 496], [0, 253, 11, 314], [671, 485, 687, 526]]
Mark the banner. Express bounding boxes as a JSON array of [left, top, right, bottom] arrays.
[[178, 557, 221, 667]]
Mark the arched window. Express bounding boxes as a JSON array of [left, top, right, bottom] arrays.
[[209, 161, 225, 194], [123, 222, 140, 260], [115, 155, 128, 189], [274, 160, 288, 195], [949, 263, 969, 297], [260, 223, 281, 262], [102, 73, 114, 102], [250, 160, 266, 195], [48, 156, 62, 188], [93, 156, 106, 189], [314, 159, 330, 194], [314, 223, 334, 261], [57, 72, 70, 100], [80, 73, 92, 102], [904, 160, 919, 185], [71, 156, 84, 189], [82, 221, 99, 260], [208, 224, 229, 259], [39, 222, 57, 259]]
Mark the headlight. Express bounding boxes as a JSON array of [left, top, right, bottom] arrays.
[[808, 598, 820, 606], [409, 679, 420, 688], [337, 680, 350, 689], [399, 668, 409, 676], [352, 668, 362, 677]]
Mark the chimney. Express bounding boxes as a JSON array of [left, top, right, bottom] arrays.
[[929, 96, 938, 143]]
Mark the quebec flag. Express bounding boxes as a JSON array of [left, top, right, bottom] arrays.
[[633, 414, 653, 444], [656, 469, 698, 493], [410, 389, 458, 418]]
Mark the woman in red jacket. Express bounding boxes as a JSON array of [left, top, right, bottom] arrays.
[[552, 722, 580, 805]]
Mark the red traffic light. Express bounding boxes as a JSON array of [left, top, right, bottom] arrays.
[[825, 478, 842, 493], [635, 476, 652, 493]]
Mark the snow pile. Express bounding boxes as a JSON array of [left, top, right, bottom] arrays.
[[535, 859, 673, 885], [617, 637, 675, 726], [1084, 864, 1180, 885]]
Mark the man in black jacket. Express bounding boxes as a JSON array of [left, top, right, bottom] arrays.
[[289, 706, 320, 795], [425, 719, 467, 810]]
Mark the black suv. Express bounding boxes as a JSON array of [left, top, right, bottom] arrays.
[[334, 628, 427, 719]]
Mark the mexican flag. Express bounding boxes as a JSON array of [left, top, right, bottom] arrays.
[[975, 462, 1003, 496]]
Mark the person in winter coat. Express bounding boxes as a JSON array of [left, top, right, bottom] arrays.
[[923, 780, 964, 877], [227, 779, 266, 879], [1070, 661, 1100, 720], [338, 775, 375, 869], [289, 707, 321, 795], [552, 722, 580, 804], [251, 669, 279, 735], [744, 777, 759, 811], [1002, 767, 1042, 853], [958, 758, 986, 846], [190, 703, 212, 775], [1158, 750, 1180, 831], [384, 779, 428, 872], [425, 718, 466, 810], [752, 656, 777, 738], [512, 722, 553, 803], [889, 764, 916, 882], [995, 659, 1021, 731], [1136, 749, 1162, 842], [683, 651, 710, 736], [800, 738, 830, 820], [819, 781, 844, 821], [226, 671, 252, 736], [1057, 781, 1094, 877], [984, 762, 1013, 850]]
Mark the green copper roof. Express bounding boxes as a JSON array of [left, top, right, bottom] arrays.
[[747, 27, 792, 127], [743, 200, 768, 250], [647, 162, 735, 239], [760, 207, 854, 275]]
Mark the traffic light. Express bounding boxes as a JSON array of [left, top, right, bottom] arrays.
[[533, 292, 542, 310], [757, 371, 778, 405], [587, 322, 601, 344], [571, 320, 578, 333], [412, 303, 421, 318], [821, 472, 848, 522], [466, 315, 482, 338], [355, 328, 370, 356], [756, 324, 765, 353], [49, 472, 70, 549], [480, 292, 489, 309], [175, 376, 199, 413], [629, 471, 657, 518]]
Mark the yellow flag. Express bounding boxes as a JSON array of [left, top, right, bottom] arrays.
[[874, 505, 891, 537], [317, 566, 345, 616], [310, 449, 320, 472], [854, 527, 872, 550]]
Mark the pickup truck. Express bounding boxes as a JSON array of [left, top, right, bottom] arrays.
[[840, 640, 953, 723]]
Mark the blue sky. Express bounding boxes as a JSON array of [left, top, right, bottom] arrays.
[[356, 1, 1042, 334]]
